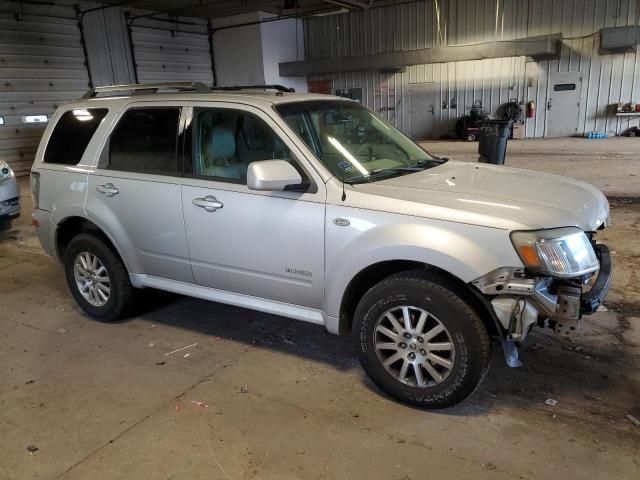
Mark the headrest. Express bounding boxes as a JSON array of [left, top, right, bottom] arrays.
[[209, 126, 235, 160]]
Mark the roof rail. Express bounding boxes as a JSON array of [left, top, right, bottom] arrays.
[[211, 84, 295, 93], [81, 81, 212, 99]]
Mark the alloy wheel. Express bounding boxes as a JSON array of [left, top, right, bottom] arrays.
[[73, 251, 111, 307], [374, 306, 455, 387]]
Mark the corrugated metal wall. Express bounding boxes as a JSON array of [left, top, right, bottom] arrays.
[[82, 6, 136, 86], [304, 0, 640, 138], [0, 0, 90, 176], [130, 16, 214, 84]]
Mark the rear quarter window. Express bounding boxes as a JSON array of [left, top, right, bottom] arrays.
[[44, 108, 108, 165]]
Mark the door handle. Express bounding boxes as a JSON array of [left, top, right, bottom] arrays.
[[547, 100, 552, 110], [192, 195, 223, 212], [96, 183, 119, 197]]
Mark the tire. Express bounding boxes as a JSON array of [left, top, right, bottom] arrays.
[[63, 233, 135, 322], [353, 271, 492, 408]]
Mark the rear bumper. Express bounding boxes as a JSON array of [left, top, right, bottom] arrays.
[[32, 208, 58, 259], [581, 243, 613, 314]]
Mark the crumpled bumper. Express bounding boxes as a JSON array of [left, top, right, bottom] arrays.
[[581, 244, 613, 314]]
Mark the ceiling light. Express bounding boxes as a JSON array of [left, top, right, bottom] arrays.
[[23, 115, 48, 124]]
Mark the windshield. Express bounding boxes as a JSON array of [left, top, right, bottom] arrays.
[[275, 100, 443, 183]]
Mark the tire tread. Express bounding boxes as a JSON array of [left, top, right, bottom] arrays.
[[354, 270, 492, 408], [64, 233, 135, 322]]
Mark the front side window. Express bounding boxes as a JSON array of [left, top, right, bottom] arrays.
[[188, 108, 291, 183], [44, 108, 108, 165], [106, 108, 180, 175], [276, 100, 444, 183]]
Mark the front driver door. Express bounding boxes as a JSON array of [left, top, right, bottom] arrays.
[[180, 103, 326, 309]]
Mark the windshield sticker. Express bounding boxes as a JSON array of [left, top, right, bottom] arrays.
[[338, 161, 353, 173]]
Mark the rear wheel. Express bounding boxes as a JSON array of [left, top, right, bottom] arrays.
[[353, 271, 492, 408], [64, 233, 135, 322]]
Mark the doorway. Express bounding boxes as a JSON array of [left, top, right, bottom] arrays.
[[409, 83, 437, 139], [546, 72, 582, 137]]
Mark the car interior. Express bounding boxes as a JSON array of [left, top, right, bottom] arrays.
[[194, 109, 291, 183]]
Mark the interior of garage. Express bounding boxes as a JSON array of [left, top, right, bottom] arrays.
[[2, 0, 640, 176], [1, 1, 640, 479]]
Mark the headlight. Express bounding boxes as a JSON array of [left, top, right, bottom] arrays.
[[510, 227, 599, 278], [0, 160, 14, 179]]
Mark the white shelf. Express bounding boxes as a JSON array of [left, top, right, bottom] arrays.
[[616, 112, 640, 116]]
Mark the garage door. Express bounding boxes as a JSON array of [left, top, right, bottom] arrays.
[[0, 5, 90, 177], [130, 22, 214, 85]]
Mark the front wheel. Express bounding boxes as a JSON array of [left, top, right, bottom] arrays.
[[353, 271, 492, 408]]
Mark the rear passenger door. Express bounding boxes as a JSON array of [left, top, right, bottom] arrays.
[[85, 102, 193, 283], [180, 102, 326, 309]]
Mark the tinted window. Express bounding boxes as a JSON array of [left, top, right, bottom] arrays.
[[107, 108, 180, 174], [554, 83, 576, 91], [44, 108, 108, 165], [187, 108, 290, 183]]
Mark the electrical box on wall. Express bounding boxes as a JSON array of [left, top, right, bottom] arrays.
[[600, 26, 639, 54]]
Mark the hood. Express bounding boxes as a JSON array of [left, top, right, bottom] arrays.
[[351, 161, 610, 231]]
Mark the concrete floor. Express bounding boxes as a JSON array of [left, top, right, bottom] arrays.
[[1, 137, 639, 480]]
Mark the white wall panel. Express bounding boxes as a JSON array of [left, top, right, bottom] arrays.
[[0, 0, 90, 176], [305, 0, 640, 138], [130, 16, 213, 84], [82, 5, 136, 86]]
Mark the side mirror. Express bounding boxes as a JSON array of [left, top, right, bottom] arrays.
[[247, 160, 303, 191]]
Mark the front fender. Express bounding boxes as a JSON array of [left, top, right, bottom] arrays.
[[324, 206, 523, 318]]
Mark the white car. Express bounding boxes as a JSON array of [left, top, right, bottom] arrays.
[[0, 160, 20, 220], [31, 82, 612, 408]]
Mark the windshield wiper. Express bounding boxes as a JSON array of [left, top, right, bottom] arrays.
[[345, 166, 424, 184], [345, 158, 443, 184]]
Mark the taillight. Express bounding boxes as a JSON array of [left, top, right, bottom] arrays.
[[30, 171, 40, 210]]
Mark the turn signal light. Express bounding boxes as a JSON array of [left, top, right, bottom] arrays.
[[517, 245, 543, 268]]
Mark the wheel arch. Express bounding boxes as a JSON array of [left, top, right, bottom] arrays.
[[337, 260, 503, 339], [55, 216, 131, 273]]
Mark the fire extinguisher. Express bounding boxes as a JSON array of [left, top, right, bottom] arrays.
[[527, 101, 535, 118]]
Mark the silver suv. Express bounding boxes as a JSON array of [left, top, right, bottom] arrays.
[[31, 82, 612, 408]]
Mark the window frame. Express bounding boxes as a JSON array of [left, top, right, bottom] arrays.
[[100, 105, 184, 177], [182, 104, 317, 193]]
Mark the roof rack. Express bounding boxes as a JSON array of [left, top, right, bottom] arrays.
[[81, 81, 212, 99], [80, 82, 296, 100], [211, 85, 295, 93]]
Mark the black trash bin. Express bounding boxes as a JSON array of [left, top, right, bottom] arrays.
[[478, 120, 512, 165]]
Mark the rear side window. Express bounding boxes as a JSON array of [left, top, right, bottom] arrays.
[[44, 108, 108, 165], [106, 108, 180, 175]]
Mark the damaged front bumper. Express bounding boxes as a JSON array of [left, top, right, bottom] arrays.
[[472, 243, 613, 344], [580, 244, 613, 314]]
